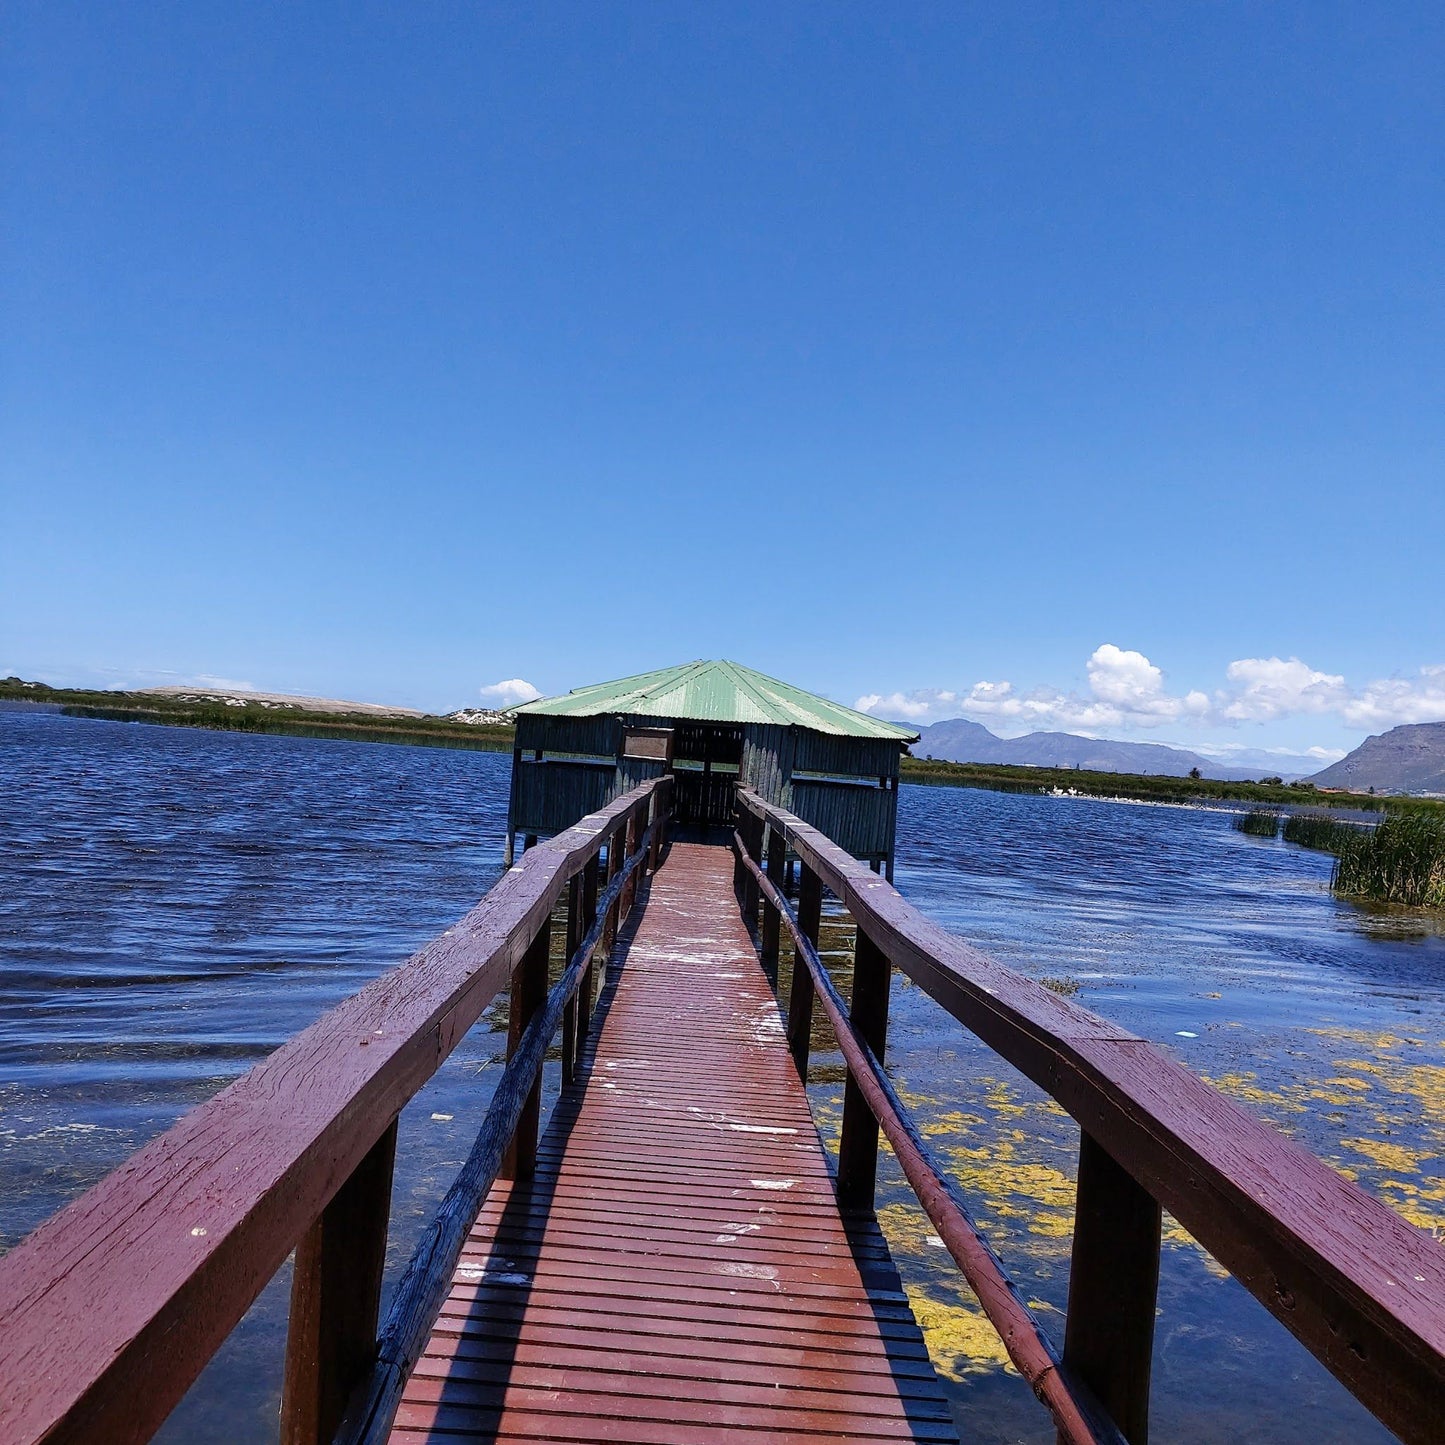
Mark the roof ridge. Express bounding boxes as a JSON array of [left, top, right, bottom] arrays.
[[715, 659, 787, 723], [727, 659, 911, 736]]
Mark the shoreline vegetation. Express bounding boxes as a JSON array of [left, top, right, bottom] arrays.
[[1, 679, 513, 752], [8, 677, 1443, 907], [898, 754, 1442, 818], [9, 676, 1440, 814]]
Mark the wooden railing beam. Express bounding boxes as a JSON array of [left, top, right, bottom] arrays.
[[734, 787, 1445, 1445], [1062, 1131, 1161, 1445], [0, 777, 669, 1445], [733, 829, 1120, 1445]]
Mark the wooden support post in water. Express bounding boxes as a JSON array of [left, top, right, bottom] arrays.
[[577, 853, 600, 1058], [501, 918, 550, 1181], [837, 927, 891, 1211], [786, 862, 823, 1077], [760, 827, 786, 987], [561, 874, 582, 1085], [280, 1118, 397, 1445], [1061, 1130, 1162, 1445]]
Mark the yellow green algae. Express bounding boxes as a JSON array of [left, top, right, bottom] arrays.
[[818, 1023, 1445, 1397]]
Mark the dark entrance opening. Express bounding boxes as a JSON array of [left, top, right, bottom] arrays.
[[671, 724, 744, 826]]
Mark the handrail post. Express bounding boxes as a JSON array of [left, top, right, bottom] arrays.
[[575, 854, 601, 1064], [649, 787, 666, 871], [620, 809, 641, 916], [501, 916, 550, 1181], [786, 862, 823, 1077], [601, 819, 622, 960], [760, 826, 786, 987], [561, 873, 582, 1085], [280, 1118, 397, 1445], [740, 811, 762, 941], [1062, 1130, 1161, 1444], [836, 926, 890, 1211]]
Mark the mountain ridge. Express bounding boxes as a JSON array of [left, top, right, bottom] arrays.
[[1308, 722, 1445, 794], [909, 718, 1268, 781]]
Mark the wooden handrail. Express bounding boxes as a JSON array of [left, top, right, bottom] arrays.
[[337, 810, 662, 1445], [0, 777, 670, 1445], [734, 831, 1124, 1445], [737, 787, 1445, 1445]]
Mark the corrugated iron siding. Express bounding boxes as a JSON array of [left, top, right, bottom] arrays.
[[515, 713, 621, 760], [511, 760, 614, 836], [617, 756, 668, 792], [740, 725, 795, 809], [789, 779, 896, 859], [793, 731, 902, 781]]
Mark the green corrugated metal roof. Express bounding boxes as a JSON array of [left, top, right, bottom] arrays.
[[514, 660, 918, 741]]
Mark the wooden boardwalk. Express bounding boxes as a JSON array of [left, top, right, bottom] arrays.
[[390, 841, 957, 1444]]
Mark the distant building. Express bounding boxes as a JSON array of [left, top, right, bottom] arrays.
[[506, 660, 917, 877]]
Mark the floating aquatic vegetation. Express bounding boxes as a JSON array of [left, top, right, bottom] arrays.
[[1039, 976, 1081, 996]]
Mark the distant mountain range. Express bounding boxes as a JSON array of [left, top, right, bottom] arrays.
[[1308, 722, 1445, 794], [909, 718, 1265, 781]]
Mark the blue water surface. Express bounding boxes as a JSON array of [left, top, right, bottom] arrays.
[[3, 708, 1441, 1443]]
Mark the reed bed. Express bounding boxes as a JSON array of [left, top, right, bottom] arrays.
[[1332, 815, 1445, 908], [1234, 808, 1281, 838], [1282, 812, 1366, 852]]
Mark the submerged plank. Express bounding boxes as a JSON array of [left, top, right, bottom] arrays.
[[391, 841, 955, 1444]]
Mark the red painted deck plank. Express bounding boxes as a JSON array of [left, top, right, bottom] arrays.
[[391, 841, 956, 1444]]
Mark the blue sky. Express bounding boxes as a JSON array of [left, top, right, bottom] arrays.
[[3, 4, 1441, 766]]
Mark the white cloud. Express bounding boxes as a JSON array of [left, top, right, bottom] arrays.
[[188, 673, 258, 693], [480, 678, 541, 708], [1218, 657, 1347, 722], [1338, 665, 1445, 730], [855, 648, 1445, 736], [854, 690, 953, 720]]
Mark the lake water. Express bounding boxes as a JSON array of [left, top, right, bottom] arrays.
[[3, 707, 1442, 1443]]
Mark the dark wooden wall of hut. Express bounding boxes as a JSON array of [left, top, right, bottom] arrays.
[[507, 712, 903, 871]]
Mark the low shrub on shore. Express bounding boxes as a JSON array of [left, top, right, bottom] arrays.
[[1332, 815, 1445, 908], [1234, 808, 1281, 838]]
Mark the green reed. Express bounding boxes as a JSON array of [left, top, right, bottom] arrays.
[[1234, 808, 1281, 838], [1332, 815, 1445, 908], [1282, 812, 1365, 852]]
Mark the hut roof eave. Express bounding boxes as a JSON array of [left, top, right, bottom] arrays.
[[513, 660, 918, 742]]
